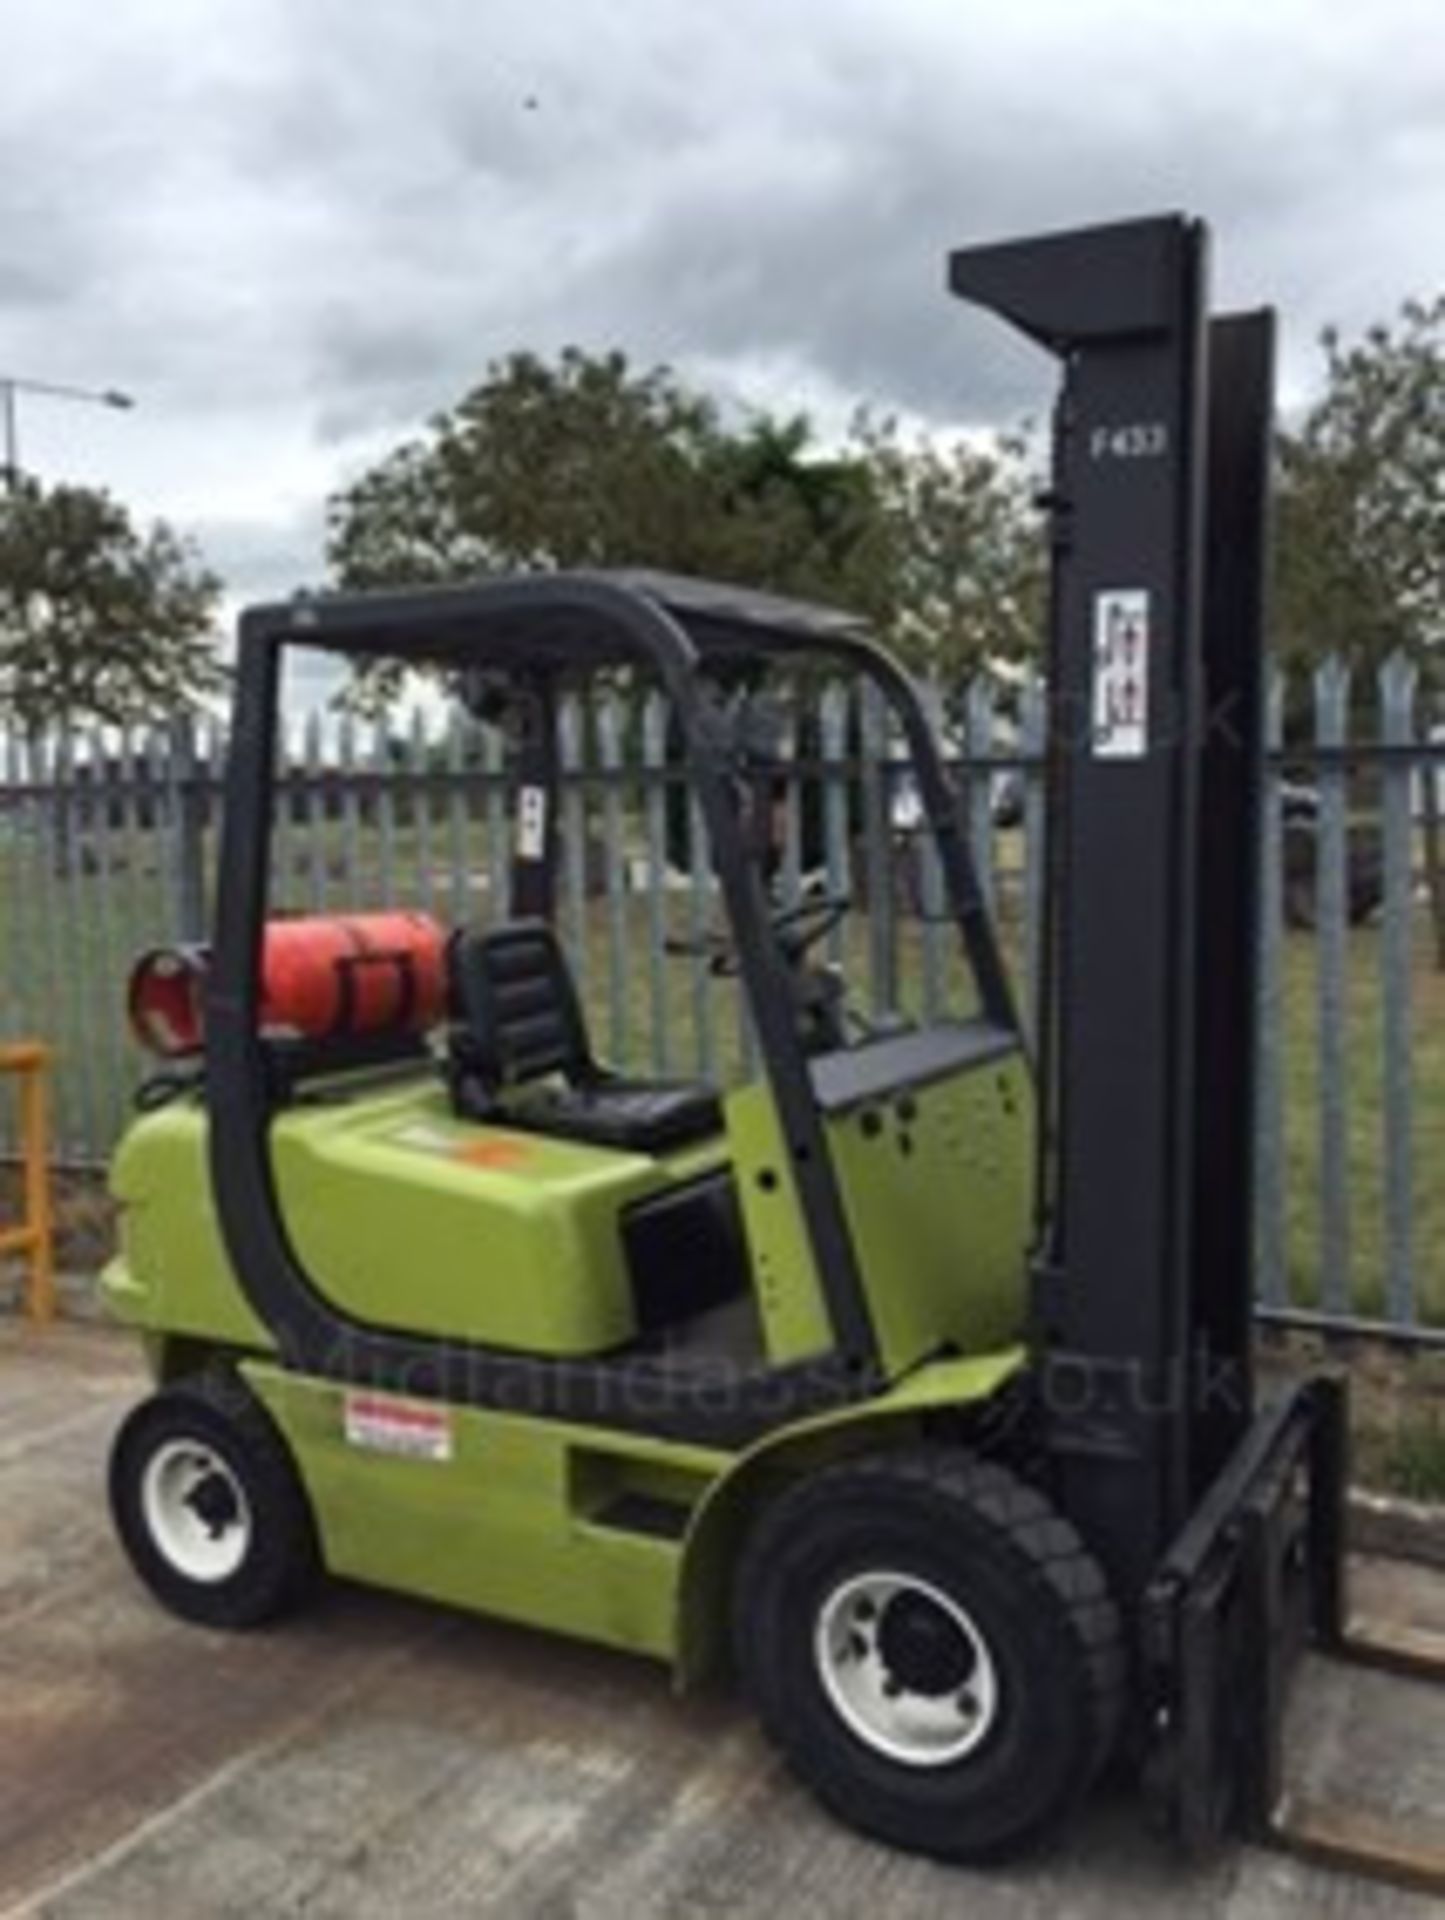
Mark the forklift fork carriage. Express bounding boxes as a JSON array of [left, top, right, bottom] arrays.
[[952, 214, 1445, 1886]]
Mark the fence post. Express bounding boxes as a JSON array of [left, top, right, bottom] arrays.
[[642, 693, 670, 1077], [168, 713, 207, 941], [1379, 652, 1417, 1329], [483, 717, 508, 924], [55, 730, 104, 1157], [370, 716, 397, 909], [1, 732, 31, 1047], [337, 712, 363, 905], [918, 676, 947, 1022], [1421, 694, 1445, 973], [1021, 674, 1047, 1040], [597, 690, 628, 1064], [405, 706, 434, 917], [87, 719, 127, 1142], [558, 694, 588, 997], [820, 682, 851, 974], [445, 709, 471, 928], [1314, 657, 1352, 1317], [30, 733, 70, 1155], [859, 681, 895, 1015], [304, 710, 329, 915], [1255, 671, 1288, 1310], [686, 783, 717, 1081], [965, 675, 996, 917]]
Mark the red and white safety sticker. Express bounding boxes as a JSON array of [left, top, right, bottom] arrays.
[[343, 1392, 454, 1463]]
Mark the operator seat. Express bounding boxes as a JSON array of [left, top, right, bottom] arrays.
[[447, 921, 722, 1154]]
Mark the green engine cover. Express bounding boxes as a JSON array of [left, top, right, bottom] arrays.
[[105, 1076, 724, 1357], [270, 1081, 723, 1352]]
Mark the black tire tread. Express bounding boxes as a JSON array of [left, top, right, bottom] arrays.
[[110, 1372, 320, 1630], [735, 1443, 1126, 1856]]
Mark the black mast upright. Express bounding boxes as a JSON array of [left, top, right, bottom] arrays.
[[950, 216, 1272, 1602], [1189, 309, 1275, 1491]]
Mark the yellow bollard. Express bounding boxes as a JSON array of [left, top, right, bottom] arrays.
[[0, 1043, 55, 1324]]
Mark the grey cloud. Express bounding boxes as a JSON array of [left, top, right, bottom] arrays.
[[0, 0, 1440, 610], [187, 510, 329, 608]]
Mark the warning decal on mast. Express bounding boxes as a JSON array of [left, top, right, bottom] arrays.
[[1092, 588, 1150, 759]]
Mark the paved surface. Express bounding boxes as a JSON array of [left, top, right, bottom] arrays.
[[3, 1321, 1443, 1919]]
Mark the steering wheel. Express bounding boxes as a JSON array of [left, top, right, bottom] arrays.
[[769, 891, 852, 964], [665, 892, 851, 978], [663, 928, 734, 975]]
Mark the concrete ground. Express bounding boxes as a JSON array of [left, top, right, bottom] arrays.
[[3, 1321, 1443, 1920]]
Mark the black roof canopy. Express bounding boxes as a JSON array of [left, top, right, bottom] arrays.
[[239, 568, 869, 675]]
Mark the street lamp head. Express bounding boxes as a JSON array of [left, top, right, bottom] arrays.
[[0, 376, 136, 490]]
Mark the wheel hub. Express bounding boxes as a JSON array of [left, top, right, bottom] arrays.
[[140, 1438, 252, 1583], [185, 1470, 241, 1538], [814, 1570, 1001, 1768], [877, 1591, 976, 1697]]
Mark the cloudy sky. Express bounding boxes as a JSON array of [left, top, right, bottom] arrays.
[[3, 0, 1442, 616]]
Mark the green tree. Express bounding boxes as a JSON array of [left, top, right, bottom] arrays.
[[1274, 296, 1445, 675], [327, 348, 889, 618], [327, 347, 1051, 688], [699, 412, 894, 624], [855, 413, 1045, 680], [0, 478, 222, 730], [1273, 296, 1445, 967]]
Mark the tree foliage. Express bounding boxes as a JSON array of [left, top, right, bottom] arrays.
[[1273, 295, 1445, 972], [326, 347, 1041, 684], [1274, 296, 1445, 676], [855, 413, 1044, 678], [0, 478, 222, 730], [328, 348, 890, 617]]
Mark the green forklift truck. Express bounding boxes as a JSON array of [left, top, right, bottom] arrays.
[[102, 215, 1442, 1882]]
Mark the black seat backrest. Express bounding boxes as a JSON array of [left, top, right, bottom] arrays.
[[449, 921, 594, 1095]]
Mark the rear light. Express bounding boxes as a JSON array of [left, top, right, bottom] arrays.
[[128, 946, 208, 1057]]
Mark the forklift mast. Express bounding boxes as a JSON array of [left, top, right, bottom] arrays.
[[950, 217, 1274, 1602]]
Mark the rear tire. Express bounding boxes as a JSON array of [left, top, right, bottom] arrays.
[[734, 1446, 1123, 1861], [110, 1376, 320, 1629]]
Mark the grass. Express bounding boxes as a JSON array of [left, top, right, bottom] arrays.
[[1259, 1332, 1445, 1500], [1380, 1415, 1445, 1503], [1278, 915, 1445, 1323]]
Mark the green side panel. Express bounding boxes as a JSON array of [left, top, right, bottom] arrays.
[[724, 1081, 831, 1364], [103, 1100, 274, 1353], [244, 1361, 731, 1662], [674, 1345, 1027, 1686], [273, 1081, 724, 1353], [826, 1052, 1033, 1377], [248, 1347, 1022, 1677]]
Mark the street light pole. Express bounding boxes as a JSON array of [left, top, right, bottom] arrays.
[[2, 383, 16, 493], [0, 376, 136, 492]]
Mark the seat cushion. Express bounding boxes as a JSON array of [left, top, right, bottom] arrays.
[[505, 1078, 722, 1154]]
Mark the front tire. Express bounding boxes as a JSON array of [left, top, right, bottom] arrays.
[[110, 1376, 320, 1630], [734, 1446, 1124, 1861]]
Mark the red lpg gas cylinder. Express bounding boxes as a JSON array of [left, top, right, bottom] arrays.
[[256, 913, 447, 1039], [128, 913, 447, 1056]]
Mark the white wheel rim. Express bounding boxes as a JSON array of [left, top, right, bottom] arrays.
[[140, 1437, 252, 1583], [814, 1570, 1000, 1767]]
